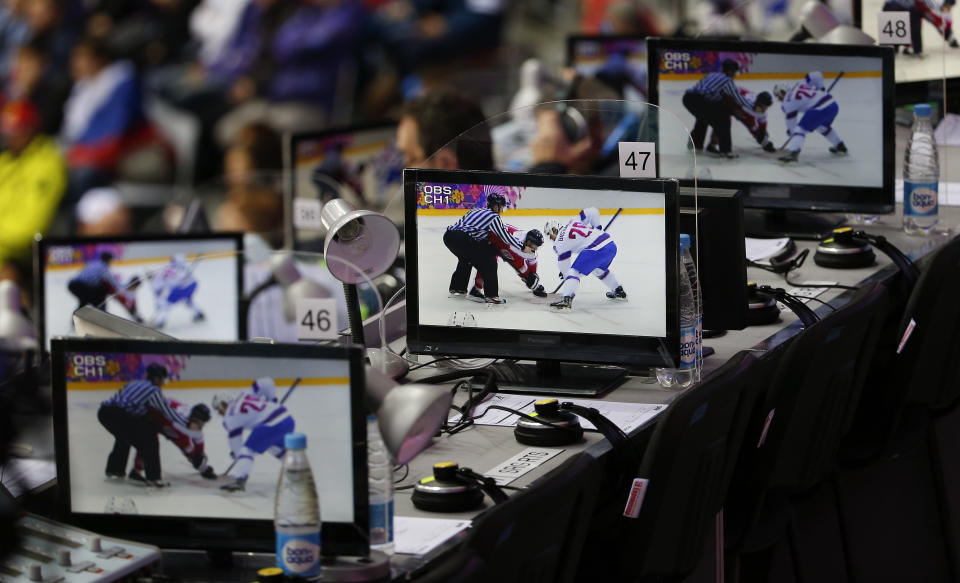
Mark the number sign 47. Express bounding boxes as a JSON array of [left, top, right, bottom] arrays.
[[877, 12, 911, 45], [619, 142, 656, 178]]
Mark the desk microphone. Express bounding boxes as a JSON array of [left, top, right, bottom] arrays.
[[411, 462, 508, 513]]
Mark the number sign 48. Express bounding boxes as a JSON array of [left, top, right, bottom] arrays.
[[877, 12, 911, 45], [619, 142, 656, 178]]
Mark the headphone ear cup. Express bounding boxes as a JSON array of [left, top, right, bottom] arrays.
[[558, 105, 588, 143], [813, 247, 876, 269], [746, 287, 780, 326], [514, 422, 584, 446], [412, 478, 485, 513]]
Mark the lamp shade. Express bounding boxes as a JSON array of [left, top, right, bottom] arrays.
[[321, 199, 400, 284], [364, 366, 452, 464], [0, 280, 36, 352]]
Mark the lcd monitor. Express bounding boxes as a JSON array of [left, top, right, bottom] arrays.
[[567, 34, 648, 102], [50, 338, 367, 554], [285, 121, 403, 251], [35, 234, 244, 352], [404, 169, 679, 396], [647, 38, 895, 239]]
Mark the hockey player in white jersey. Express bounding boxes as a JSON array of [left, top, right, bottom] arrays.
[[544, 207, 626, 310], [212, 391, 295, 492], [150, 254, 206, 328], [774, 74, 847, 163]]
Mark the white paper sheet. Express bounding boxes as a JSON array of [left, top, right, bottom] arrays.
[[394, 516, 472, 556], [745, 237, 793, 262]]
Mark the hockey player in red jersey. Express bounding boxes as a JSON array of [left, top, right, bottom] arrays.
[[708, 88, 776, 154], [130, 400, 216, 483], [470, 227, 547, 299]]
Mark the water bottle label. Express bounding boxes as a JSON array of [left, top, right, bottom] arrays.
[[680, 324, 697, 369], [370, 499, 394, 544], [904, 181, 938, 217], [276, 530, 321, 576]]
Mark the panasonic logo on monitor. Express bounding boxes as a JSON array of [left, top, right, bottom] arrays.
[[519, 335, 561, 346]]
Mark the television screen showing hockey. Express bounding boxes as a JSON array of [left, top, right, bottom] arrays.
[[61, 350, 355, 522], [40, 236, 242, 349], [414, 180, 667, 338], [653, 48, 885, 187]]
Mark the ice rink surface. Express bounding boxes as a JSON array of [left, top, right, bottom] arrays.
[[66, 383, 352, 523], [861, 0, 960, 83], [44, 256, 240, 348], [416, 213, 667, 338], [658, 77, 884, 187]]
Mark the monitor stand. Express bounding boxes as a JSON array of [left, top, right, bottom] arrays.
[[744, 208, 845, 241], [474, 360, 628, 398]]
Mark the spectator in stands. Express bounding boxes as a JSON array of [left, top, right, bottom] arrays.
[[214, 0, 365, 147], [0, 99, 66, 278], [85, 0, 200, 69], [396, 89, 493, 170], [6, 39, 71, 134], [23, 0, 75, 74], [0, 0, 30, 79], [213, 122, 284, 247], [75, 186, 133, 236], [61, 36, 170, 202]]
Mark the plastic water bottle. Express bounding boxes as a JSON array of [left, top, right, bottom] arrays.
[[656, 233, 702, 388], [275, 432, 321, 578], [368, 414, 395, 555], [903, 103, 939, 234]]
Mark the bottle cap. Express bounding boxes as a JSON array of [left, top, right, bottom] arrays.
[[679, 233, 691, 249], [284, 432, 306, 450], [367, 413, 377, 422], [914, 103, 932, 117]]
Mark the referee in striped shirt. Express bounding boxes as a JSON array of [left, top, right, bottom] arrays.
[[682, 59, 753, 158], [443, 193, 524, 304], [97, 363, 186, 487]]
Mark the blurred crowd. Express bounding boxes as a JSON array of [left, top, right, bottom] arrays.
[[0, 0, 830, 295]]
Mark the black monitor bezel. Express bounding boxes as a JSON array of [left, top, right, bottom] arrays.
[[404, 169, 680, 367], [50, 337, 368, 555], [34, 233, 246, 355], [646, 37, 896, 215], [284, 119, 400, 250]]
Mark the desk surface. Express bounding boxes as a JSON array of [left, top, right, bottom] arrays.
[[5, 205, 957, 582]]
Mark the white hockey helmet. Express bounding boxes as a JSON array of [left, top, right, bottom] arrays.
[[171, 253, 187, 267], [773, 84, 788, 101], [212, 392, 233, 415], [252, 377, 277, 402], [544, 219, 562, 239], [805, 70, 824, 90]]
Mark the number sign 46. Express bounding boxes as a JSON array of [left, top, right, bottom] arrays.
[[619, 142, 656, 178], [296, 298, 338, 341], [877, 12, 911, 45]]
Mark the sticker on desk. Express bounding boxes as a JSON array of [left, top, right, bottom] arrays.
[[484, 448, 565, 486], [622, 477, 649, 518], [618, 142, 656, 178], [877, 12, 911, 45], [778, 282, 836, 311], [295, 298, 338, 341], [293, 197, 323, 230]]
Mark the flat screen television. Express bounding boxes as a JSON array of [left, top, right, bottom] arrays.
[[566, 34, 648, 102], [35, 234, 245, 352], [50, 338, 367, 555], [404, 169, 679, 396], [647, 38, 895, 239], [285, 120, 403, 251]]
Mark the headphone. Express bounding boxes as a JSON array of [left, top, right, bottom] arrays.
[[815, 228, 919, 288], [411, 462, 509, 513], [751, 284, 821, 327], [514, 399, 631, 452], [746, 281, 781, 326], [814, 227, 876, 269]]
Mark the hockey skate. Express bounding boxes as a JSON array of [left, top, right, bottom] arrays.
[[220, 477, 247, 492], [779, 150, 799, 163], [550, 296, 574, 309], [467, 287, 485, 302], [606, 286, 627, 300], [531, 285, 547, 297], [706, 145, 739, 159], [127, 469, 148, 485], [448, 288, 466, 298], [829, 142, 848, 155], [105, 471, 125, 480], [484, 296, 507, 305]]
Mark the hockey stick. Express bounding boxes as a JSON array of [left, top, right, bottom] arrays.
[[220, 377, 302, 477], [777, 71, 845, 151], [550, 209, 623, 294]]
